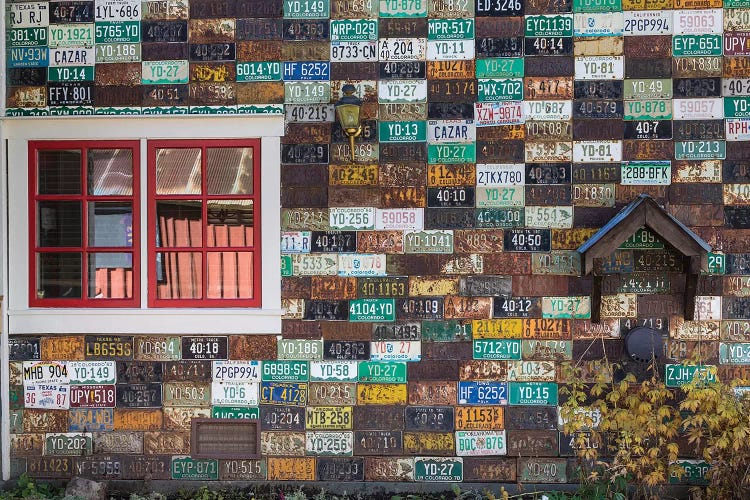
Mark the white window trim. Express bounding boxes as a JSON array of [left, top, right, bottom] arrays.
[[4, 116, 284, 334]]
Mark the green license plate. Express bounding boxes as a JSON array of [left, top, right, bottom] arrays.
[[44, 433, 93, 456], [7, 27, 48, 47], [674, 141, 725, 160], [706, 252, 725, 275], [379, 0, 428, 17], [281, 255, 293, 277], [422, 320, 471, 341], [725, 97, 750, 118], [475, 58, 524, 78], [284, 0, 330, 18], [478, 79, 524, 102], [725, 0, 750, 6], [415, 457, 463, 482], [624, 99, 672, 120], [349, 298, 396, 322], [94, 21, 140, 43], [428, 143, 476, 164], [473, 340, 522, 360], [525, 15, 573, 37], [48, 66, 94, 82], [358, 361, 407, 383], [262, 361, 309, 382], [171, 456, 219, 480], [672, 35, 722, 56], [237, 62, 282, 82], [379, 121, 427, 142], [573, 0, 622, 11], [509, 382, 558, 405], [664, 364, 717, 387], [48, 24, 94, 48], [428, 19, 474, 40], [719, 343, 750, 364], [211, 406, 259, 419], [670, 460, 710, 485]]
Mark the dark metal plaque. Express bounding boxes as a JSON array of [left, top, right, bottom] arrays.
[[122, 456, 171, 480], [623, 120, 672, 140], [116, 384, 162, 408], [673, 120, 724, 140], [623, 140, 673, 160], [673, 77, 721, 98], [494, 297, 542, 318], [507, 430, 558, 456], [505, 406, 557, 430], [353, 405, 404, 430], [26, 457, 73, 478], [625, 58, 672, 79], [281, 144, 329, 164], [353, 431, 403, 455], [397, 297, 444, 320], [260, 405, 305, 431], [526, 163, 571, 184], [476, 37, 524, 57], [282, 19, 329, 41], [379, 61, 426, 79], [330, 62, 378, 80], [504, 229, 552, 252], [574, 80, 623, 99], [163, 361, 212, 382], [75, 455, 123, 480], [428, 102, 474, 119], [324, 341, 370, 361], [425, 208, 476, 229], [477, 140, 525, 162], [463, 457, 517, 482], [572, 164, 621, 183], [573, 101, 623, 120], [141, 42, 190, 61], [189, 43, 235, 62], [9, 338, 41, 360], [428, 79, 478, 102], [724, 161, 750, 183], [190, 0, 237, 18], [49, 1, 94, 23], [404, 406, 454, 432], [8, 69, 47, 87], [142, 21, 188, 43], [524, 56, 574, 76], [359, 277, 408, 298], [378, 18, 428, 37], [235, 18, 282, 40], [48, 82, 93, 106], [117, 362, 163, 384], [460, 276, 512, 296], [624, 35, 671, 59], [181, 337, 228, 360], [427, 187, 476, 208], [317, 457, 365, 481], [725, 298, 750, 320], [142, 84, 188, 106], [380, 143, 427, 162], [303, 300, 349, 321], [525, 185, 572, 206], [524, 37, 573, 56], [310, 231, 357, 253]]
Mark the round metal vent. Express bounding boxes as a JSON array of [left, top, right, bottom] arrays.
[[625, 327, 663, 363]]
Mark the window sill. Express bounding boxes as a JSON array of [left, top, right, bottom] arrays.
[[8, 308, 282, 335]]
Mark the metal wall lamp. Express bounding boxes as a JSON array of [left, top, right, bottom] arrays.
[[335, 84, 362, 162]]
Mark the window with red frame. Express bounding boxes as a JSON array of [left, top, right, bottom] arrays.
[[148, 140, 261, 307], [29, 141, 140, 307]]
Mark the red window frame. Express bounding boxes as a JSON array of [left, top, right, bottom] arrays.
[[147, 139, 262, 308], [29, 140, 141, 307]]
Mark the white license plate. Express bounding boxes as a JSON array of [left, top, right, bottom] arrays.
[[695, 296, 722, 320], [674, 9, 722, 35], [474, 102, 525, 126], [370, 341, 422, 361], [309, 361, 358, 382], [378, 79, 427, 103], [475, 186, 525, 207], [305, 431, 354, 456], [476, 164, 525, 186], [338, 253, 387, 277], [8, 2, 49, 28], [673, 98, 723, 120], [378, 37, 427, 61], [48, 24, 94, 48], [623, 11, 673, 36], [211, 382, 259, 406], [281, 231, 312, 254], [285, 104, 335, 123], [24, 384, 70, 409], [375, 208, 424, 230], [525, 206, 574, 229], [575, 56, 623, 80], [726, 118, 750, 141], [212, 361, 261, 381], [573, 140, 622, 162], [330, 41, 378, 62], [455, 430, 507, 456], [427, 119, 476, 143], [426, 40, 475, 60], [524, 100, 572, 121], [142, 60, 189, 84], [95, 0, 141, 21], [49, 47, 95, 67], [525, 142, 573, 162], [574, 13, 624, 37], [723, 78, 750, 96], [68, 361, 116, 384], [329, 207, 376, 230]]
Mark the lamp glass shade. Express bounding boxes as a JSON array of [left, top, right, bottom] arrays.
[[336, 104, 361, 132]]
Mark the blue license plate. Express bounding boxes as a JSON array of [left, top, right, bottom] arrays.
[[260, 381, 308, 406], [283, 61, 330, 81], [458, 381, 508, 405], [68, 408, 114, 431], [7, 47, 48, 68]]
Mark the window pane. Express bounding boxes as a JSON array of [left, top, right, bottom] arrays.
[[88, 253, 133, 299], [88, 202, 133, 247], [37, 252, 82, 299], [156, 201, 202, 247], [38, 149, 81, 195], [207, 200, 254, 247], [207, 147, 254, 195], [38, 201, 81, 247], [155, 148, 201, 194], [88, 149, 133, 195], [155, 252, 202, 299], [207, 252, 254, 299]]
